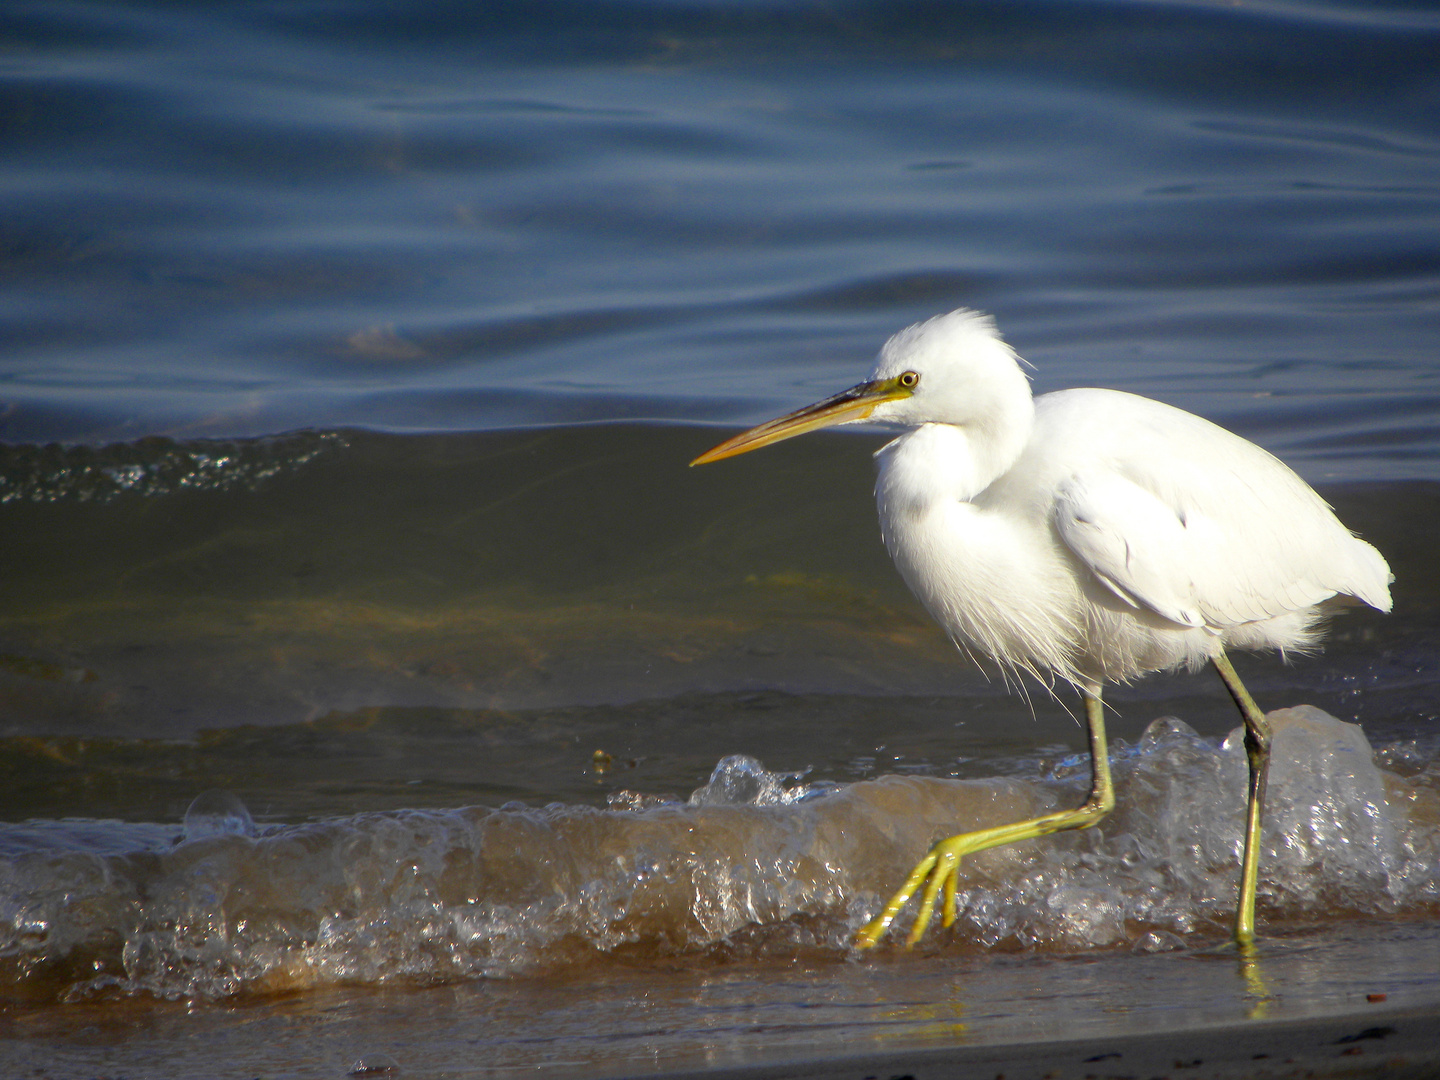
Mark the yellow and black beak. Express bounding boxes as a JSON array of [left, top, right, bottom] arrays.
[[690, 374, 916, 466]]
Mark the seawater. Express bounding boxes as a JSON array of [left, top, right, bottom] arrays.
[[2, 1, 1437, 459], [7, 708, 1440, 1006], [3, 0, 1440, 1076]]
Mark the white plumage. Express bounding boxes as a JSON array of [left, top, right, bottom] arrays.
[[867, 312, 1390, 689], [864, 312, 1393, 694]]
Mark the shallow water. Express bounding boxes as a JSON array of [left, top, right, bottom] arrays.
[[1, 426, 1437, 1074], [7, 921, 1438, 1079], [5, 705, 1439, 1008], [3, 0, 1440, 1074]]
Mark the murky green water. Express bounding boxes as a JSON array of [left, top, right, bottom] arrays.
[[2, 426, 1436, 1076]]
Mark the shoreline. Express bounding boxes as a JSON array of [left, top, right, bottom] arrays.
[[639, 1002, 1440, 1080]]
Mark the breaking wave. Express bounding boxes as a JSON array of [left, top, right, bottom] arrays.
[[3, 708, 1436, 1004]]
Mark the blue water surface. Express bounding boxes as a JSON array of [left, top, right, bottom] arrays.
[[1, 0, 1437, 478]]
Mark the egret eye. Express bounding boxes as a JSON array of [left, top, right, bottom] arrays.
[[899, 371, 919, 388]]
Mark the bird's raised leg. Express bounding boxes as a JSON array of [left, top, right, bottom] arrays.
[[1210, 649, 1271, 947], [855, 685, 1116, 949]]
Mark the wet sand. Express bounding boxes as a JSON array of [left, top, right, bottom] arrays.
[[647, 1004, 1440, 1080]]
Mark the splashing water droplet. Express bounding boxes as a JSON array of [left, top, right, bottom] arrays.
[[689, 754, 807, 807], [182, 790, 256, 841], [348, 1053, 400, 1076]]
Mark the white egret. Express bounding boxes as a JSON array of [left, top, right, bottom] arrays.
[[691, 309, 1392, 949]]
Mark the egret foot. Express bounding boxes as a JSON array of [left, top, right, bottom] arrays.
[[855, 687, 1115, 949]]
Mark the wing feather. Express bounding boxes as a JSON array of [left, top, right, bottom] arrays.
[[1053, 473, 1204, 627], [1040, 391, 1391, 630]]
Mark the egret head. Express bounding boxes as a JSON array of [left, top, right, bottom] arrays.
[[690, 308, 1029, 466], [866, 309, 1029, 428]]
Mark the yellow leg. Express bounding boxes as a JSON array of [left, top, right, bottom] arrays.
[[1211, 650, 1271, 947], [855, 686, 1116, 949]]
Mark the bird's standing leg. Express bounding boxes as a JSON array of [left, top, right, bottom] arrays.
[[855, 685, 1116, 949], [1210, 650, 1271, 947]]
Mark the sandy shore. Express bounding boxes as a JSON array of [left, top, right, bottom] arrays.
[[640, 1002, 1439, 1080]]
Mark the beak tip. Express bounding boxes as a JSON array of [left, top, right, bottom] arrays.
[[690, 442, 737, 467]]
